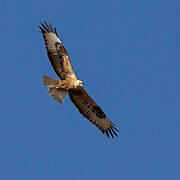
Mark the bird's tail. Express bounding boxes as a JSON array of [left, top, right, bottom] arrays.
[[42, 75, 67, 103]]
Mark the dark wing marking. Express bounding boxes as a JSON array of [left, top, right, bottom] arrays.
[[68, 88, 119, 138], [39, 21, 77, 80]]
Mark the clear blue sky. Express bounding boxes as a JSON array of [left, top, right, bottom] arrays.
[[0, 0, 179, 179]]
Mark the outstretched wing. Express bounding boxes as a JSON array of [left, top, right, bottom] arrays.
[[68, 88, 119, 138], [39, 21, 77, 80]]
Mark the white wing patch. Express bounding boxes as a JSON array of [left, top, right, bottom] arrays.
[[43, 33, 62, 51]]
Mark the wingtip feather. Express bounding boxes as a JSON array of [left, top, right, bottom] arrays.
[[108, 129, 114, 138], [105, 130, 110, 138], [110, 127, 118, 137], [48, 21, 54, 33], [111, 124, 120, 133], [44, 21, 51, 32]]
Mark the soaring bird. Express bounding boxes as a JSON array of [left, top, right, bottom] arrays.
[[39, 21, 119, 138]]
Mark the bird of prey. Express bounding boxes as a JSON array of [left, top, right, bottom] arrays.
[[39, 21, 119, 138]]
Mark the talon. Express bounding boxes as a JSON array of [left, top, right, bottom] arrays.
[[56, 84, 65, 90], [56, 86, 61, 89]]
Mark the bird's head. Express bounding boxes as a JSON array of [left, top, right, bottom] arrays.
[[75, 79, 84, 88]]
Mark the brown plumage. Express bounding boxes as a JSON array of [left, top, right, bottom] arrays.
[[39, 22, 76, 80], [39, 21, 119, 138]]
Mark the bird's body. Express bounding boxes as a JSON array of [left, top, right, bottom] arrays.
[[39, 21, 119, 138]]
